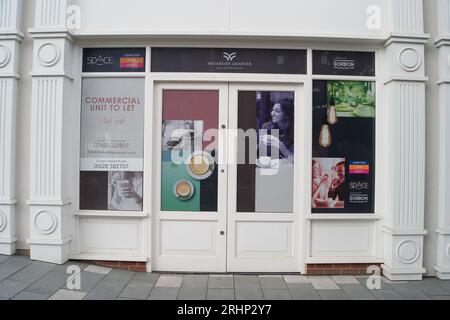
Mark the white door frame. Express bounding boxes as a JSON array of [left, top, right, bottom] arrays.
[[151, 80, 307, 274]]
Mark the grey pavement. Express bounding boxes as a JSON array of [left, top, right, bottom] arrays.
[[1, 254, 450, 300]]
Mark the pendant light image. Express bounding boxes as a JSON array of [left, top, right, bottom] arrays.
[[319, 124, 332, 148], [327, 96, 338, 125], [327, 84, 338, 125]]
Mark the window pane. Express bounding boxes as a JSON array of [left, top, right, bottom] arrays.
[[312, 80, 376, 213], [237, 91, 295, 213], [79, 78, 145, 211]]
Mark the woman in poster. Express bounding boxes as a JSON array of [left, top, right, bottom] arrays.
[[259, 99, 294, 161], [109, 171, 143, 211]]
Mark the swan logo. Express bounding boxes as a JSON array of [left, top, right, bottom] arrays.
[[223, 52, 237, 62]]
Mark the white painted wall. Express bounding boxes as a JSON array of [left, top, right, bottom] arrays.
[[72, 0, 388, 38]]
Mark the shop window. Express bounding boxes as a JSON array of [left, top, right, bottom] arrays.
[[79, 78, 145, 211]]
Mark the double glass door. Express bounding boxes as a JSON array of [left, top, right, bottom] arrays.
[[152, 82, 304, 273]]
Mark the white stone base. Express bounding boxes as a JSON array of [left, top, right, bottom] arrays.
[[382, 264, 426, 281], [435, 267, 450, 280], [0, 239, 17, 255], [28, 239, 71, 265]]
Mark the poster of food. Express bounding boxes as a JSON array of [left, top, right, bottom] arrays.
[[160, 90, 219, 212], [312, 80, 375, 213], [237, 91, 295, 213], [79, 78, 145, 211]]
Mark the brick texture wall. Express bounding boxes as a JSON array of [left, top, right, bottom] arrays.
[[306, 263, 381, 276], [78, 260, 147, 273]]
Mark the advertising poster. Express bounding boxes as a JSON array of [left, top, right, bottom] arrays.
[[161, 90, 219, 212], [237, 91, 295, 213], [79, 78, 145, 211], [83, 48, 146, 73], [312, 80, 375, 213]]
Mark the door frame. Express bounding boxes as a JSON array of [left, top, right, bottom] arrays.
[[150, 79, 308, 274]]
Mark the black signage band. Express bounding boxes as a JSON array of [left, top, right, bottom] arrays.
[[151, 48, 307, 74], [313, 50, 375, 77]]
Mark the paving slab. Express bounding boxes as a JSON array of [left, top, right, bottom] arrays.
[[263, 290, 292, 300], [287, 283, 321, 300], [332, 276, 360, 284], [371, 289, 404, 300], [410, 279, 449, 296], [84, 265, 112, 275], [338, 284, 376, 300], [283, 275, 310, 284], [155, 275, 184, 288], [259, 276, 288, 290], [357, 276, 393, 290], [119, 281, 154, 300], [148, 287, 180, 300], [310, 276, 340, 290], [389, 283, 431, 300], [0, 256, 33, 282], [25, 271, 69, 295], [9, 261, 56, 284], [0, 255, 11, 263], [0, 279, 29, 298], [63, 270, 105, 293], [430, 296, 450, 300], [234, 275, 261, 289], [52, 261, 89, 273], [207, 289, 235, 300], [12, 291, 50, 300], [235, 287, 264, 300], [103, 269, 135, 284], [49, 289, 87, 300], [178, 275, 208, 300], [84, 280, 128, 300], [209, 275, 234, 289], [317, 289, 349, 300]]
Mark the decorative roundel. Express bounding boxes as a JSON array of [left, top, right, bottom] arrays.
[[398, 48, 422, 72], [34, 211, 58, 235], [37, 43, 60, 67], [0, 45, 11, 69], [0, 210, 7, 232], [396, 240, 420, 264]]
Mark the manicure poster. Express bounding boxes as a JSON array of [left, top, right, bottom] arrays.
[[312, 80, 375, 213], [79, 78, 145, 211], [237, 91, 295, 213], [161, 91, 219, 212]]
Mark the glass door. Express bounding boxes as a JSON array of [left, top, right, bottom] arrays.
[[152, 83, 228, 272], [227, 83, 304, 273]]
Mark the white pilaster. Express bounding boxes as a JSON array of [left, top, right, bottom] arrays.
[[382, 0, 429, 280], [0, 0, 22, 255], [27, 0, 74, 264], [435, 0, 450, 280]]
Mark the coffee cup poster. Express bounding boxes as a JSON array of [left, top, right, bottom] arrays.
[[79, 78, 145, 211], [312, 80, 375, 213]]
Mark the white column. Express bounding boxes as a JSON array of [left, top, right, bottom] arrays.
[[27, 0, 74, 264], [382, 0, 429, 280], [435, 0, 450, 280], [0, 0, 22, 255]]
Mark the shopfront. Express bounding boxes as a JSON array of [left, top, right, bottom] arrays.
[[0, 0, 437, 280]]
